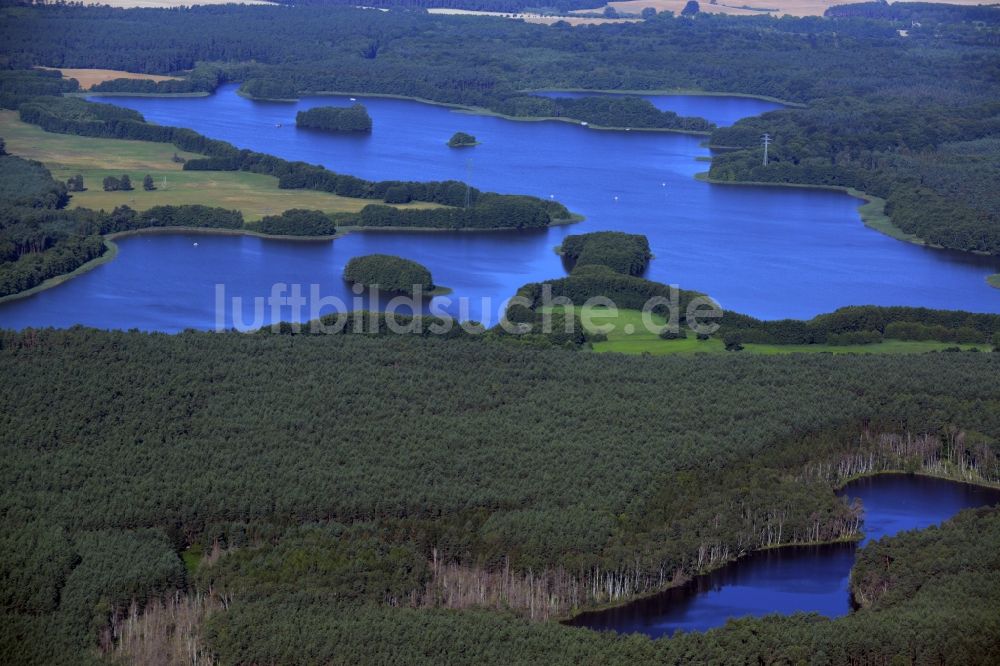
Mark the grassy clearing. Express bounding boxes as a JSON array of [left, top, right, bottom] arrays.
[[542, 305, 986, 355], [55, 170, 441, 221], [0, 111, 440, 221], [849, 189, 928, 246], [181, 545, 204, 576]]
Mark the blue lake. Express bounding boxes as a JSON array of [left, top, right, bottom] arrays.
[[565, 475, 1000, 638], [0, 85, 997, 330]]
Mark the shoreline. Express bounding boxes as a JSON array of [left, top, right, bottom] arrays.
[[75, 82, 832, 161], [525, 87, 806, 108], [74, 77, 802, 109], [70, 91, 211, 98], [229, 88, 714, 136], [559, 467, 1000, 624], [0, 215, 583, 304], [83, 84, 796, 131], [344, 282, 455, 298], [105, 226, 340, 242], [0, 237, 119, 306], [833, 468, 1000, 493], [558, 532, 862, 624], [693, 172, 938, 249]]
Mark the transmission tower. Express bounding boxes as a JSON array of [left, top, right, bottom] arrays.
[[761, 133, 772, 167]]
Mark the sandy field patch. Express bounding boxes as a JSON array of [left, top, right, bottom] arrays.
[[38, 67, 183, 91], [584, 0, 998, 18]]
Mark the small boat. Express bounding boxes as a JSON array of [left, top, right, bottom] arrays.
[[581, 121, 588, 126], [349, 97, 357, 101], [193, 242, 199, 247], [275, 123, 282, 128]]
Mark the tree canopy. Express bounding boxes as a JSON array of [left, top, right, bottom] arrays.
[[343, 253, 435, 294], [296, 104, 372, 132]]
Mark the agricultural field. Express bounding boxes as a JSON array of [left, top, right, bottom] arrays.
[[0, 111, 440, 220], [37, 67, 182, 90], [588, 0, 995, 18]]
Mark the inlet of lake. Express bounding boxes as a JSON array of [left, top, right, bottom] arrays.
[[1, 84, 998, 330], [566, 474, 1000, 638]]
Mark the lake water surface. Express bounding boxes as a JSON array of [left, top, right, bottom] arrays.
[[565, 475, 1000, 638], [0, 85, 997, 330]]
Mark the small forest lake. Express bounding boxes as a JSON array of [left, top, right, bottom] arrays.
[[1, 84, 999, 330], [566, 474, 1000, 638]]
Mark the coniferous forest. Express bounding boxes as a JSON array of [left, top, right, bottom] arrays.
[[1, 1, 1000, 664], [2, 329, 1000, 664]]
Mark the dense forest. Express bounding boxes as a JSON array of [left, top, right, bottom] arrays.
[[296, 104, 373, 132], [559, 231, 652, 276], [251, 208, 337, 236], [1, 328, 999, 663], [1, 3, 995, 253], [718, 304, 1000, 346], [0, 150, 105, 297], [343, 254, 436, 294]]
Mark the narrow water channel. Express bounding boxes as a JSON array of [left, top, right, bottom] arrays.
[[565, 475, 1000, 637]]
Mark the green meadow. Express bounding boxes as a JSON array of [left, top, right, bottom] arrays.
[[542, 306, 985, 355], [0, 110, 440, 221]]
